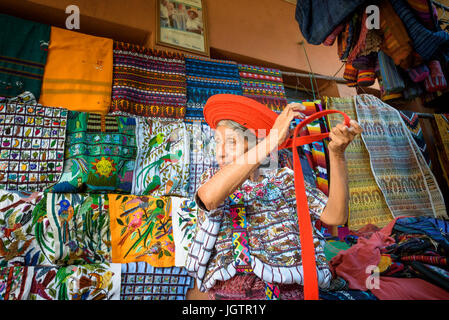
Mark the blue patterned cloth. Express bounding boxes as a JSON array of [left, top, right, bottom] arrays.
[[184, 55, 242, 120], [120, 262, 194, 300]]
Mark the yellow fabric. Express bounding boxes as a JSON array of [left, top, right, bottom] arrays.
[[108, 194, 175, 267], [326, 97, 394, 230], [39, 27, 113, 115]]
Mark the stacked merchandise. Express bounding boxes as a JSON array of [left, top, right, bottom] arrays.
[[295, 0, 449, 102]]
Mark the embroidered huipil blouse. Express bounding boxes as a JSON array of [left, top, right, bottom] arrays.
[[185, 167, 332, 292]]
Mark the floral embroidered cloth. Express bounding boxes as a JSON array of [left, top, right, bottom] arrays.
[[0, 190, 53, 267], [109, 194, 175, 267], [120, 262, 193, 300], [132, 118, 190, 197], [0, 103, 67, 191], [29, 263, 121, 300], [46, 193, 111, 265], [0, 266, 33, 300], [170, 197, 198, 267], [185, 167, 332, 292], [49, 111, 137, 194]]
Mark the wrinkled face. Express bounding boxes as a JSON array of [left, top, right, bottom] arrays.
[[214, 125, 248, 168]]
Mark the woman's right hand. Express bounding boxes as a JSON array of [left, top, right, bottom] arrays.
[[268, 102, 306, 147]]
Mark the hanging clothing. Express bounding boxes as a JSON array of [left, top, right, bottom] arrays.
[[39, 27, 113, 115], [120, 262, 193, 300], [434, 114, 449, 186], [0, 14, 50, 100], [399, 111, 431, 167], [185, 167, 332, 292], [0, 103, 67, 192], [377, 51, 405, 94], [110, 41, 187, 119], [132, 118, 190, 198]]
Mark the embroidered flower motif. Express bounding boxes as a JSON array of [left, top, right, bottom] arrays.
[[243, 185, 253, 193], [256, 189, 265, 197]]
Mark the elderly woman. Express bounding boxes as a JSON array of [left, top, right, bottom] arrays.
[[186, 99, 362, 300]]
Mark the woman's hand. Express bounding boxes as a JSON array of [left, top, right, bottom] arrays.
[[268, 102, 306, 146], [328, 120, 363, 157]]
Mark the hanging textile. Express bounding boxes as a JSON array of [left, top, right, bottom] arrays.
[[354, 94, 447, 219], [39, 27, 113, 115], [0, 103, 67, 192], [434, 114, 449, 186], [294, 0, 366, 45], [389, 0, 449, 63], [108, 194, 175, 267], [0, 190, 52, 267], [0, 14, 50, 100], [326, 97, 394, 230], [132, 118, 190, 198], [406, 0, 439, 30], [377, 51, 405, 94], [120, 262, 193, 300], [399, 111, 431, 167], [110, 41, 187, 119], [29, 263, 121, 300], [237, 64, 287, 113], [185, 121, 218, 199], [46, 193, 111, 265], [170, 198, 198, 267], [49, 111, 137, 194], [184, 55, 242, 120]]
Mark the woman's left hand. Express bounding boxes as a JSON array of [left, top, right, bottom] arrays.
[[328, 120, 363, 157]]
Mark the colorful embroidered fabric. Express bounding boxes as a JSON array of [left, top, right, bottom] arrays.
[[0, 266, 32, 300], [0, 103, 67, 192], [170, 198, 198, 267], [0, 14, 50, 100], [49, 111, 137, 194], [132, 118, 190, 198], [109, 194, 175, 267], [185, 121, 218, 199], [120, 262, 193, 300], [39, 27, 113, 115], [399, 111, 431, 167], [354, 95, 447, 220], [237, 64, 287, 113], [434, 114, 449, 186], [326, 96, 394, 230], [186, 167, 332, 292], [110, 41, 187, 119], [29, 263, 121, 300], [0, 190, 52, 267], [184, 55, 242, 120], [46, 193, 111, 265]]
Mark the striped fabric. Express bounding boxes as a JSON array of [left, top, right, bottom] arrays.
[[0, 14, 50, 99], [390, 0, 449, 63], [238, 64, 287, 113], [343, 63, 358, 87], [406, 0, 438, 30], [110, 41, 187, 119], [434, 114, 449, 186], [354, 94, 447, 220], [357, 69, 375, 87], [184, 55, 242, 121], [378, 51, 405, 94], [399, 111, 431, 167], [424, 60, 447, 92]]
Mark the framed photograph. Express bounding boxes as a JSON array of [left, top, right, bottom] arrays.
[[156, 0, 209, 56]]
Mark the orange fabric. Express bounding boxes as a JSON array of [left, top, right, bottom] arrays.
[[108, 194, 175, 267], [204, 94, 351, 300], [39, 27, 113, 115]]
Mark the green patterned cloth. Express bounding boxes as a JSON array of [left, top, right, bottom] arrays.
[[49, 111, 137, 193]]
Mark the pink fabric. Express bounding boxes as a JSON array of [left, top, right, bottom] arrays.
[[330, 218, 449, 300]]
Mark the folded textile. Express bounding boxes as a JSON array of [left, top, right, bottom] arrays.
[[46, 193, 111, 265], [0, 190, 52, 267], [354, 95, 447, 219], [411, 261, 449, 292], [0, 103, 67, 192], [0, 14, 50, 100], [121, 262, 193, 300], [377, 51, 405, 93], [424, 60, 447, 92], [338, 15, 358, 61], [347, 11, 369, 64], [109, 194, 175, 267], [319, 289, 378, 300], [294, 0, 366, 45], [407, 64, 430, 82], [39, 27, 113, 115], [390, 0, 449, 63], [110, 41, 187, 119], [132, 118, 190, 198], [238, 64, 287, 113], [49, 111, 137, 194]]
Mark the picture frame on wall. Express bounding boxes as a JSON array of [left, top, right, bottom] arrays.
[[156, 0, 209, 56]]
